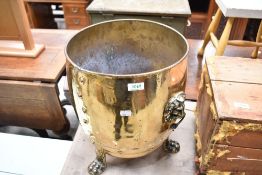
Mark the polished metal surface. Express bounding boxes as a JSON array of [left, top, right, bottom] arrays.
[[65, 19, 188, 159]]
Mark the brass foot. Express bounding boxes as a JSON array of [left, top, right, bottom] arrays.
[[88, 159, 106, 175], [163, 139, 180, 153], [88, 148, 106, 175]]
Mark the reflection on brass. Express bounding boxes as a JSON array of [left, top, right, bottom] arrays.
[[65, 19, 188, 174]]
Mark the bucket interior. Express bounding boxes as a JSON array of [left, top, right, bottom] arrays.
[[66, 20, 188, 75]]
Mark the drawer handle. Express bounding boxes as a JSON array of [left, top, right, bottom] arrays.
[[71, 7, 79, 14], [73, 19, 80, 25]]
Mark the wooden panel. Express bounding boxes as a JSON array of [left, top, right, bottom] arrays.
[[25, 2, 58, 29], [0, 80, 67, 131], [230, 19, 248, 40], [212, 81, 262, 122], [196, 67, 217, 156], [0, 0, 20, 40], [0, 29, 77, 82], [206, 56, 262, 84], [0, 0, 36, 54], [207, 144, 262, 174]]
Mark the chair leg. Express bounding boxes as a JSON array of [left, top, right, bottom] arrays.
[[198, 9, 222, 56], [251, 20, 262, 58], [215, 17, 235, 56]]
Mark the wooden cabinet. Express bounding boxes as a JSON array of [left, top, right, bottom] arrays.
[[63, 1, 91, 29], [24, 0, 91, 29], [196, 56, 262, 174]]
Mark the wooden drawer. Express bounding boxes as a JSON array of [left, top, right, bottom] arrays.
[[63, 3, 87, 17], [64, 16, 90, 29], [196, 56, 262, 174]]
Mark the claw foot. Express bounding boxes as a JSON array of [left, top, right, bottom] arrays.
[[88, 159, 106, 175], [163, 139, 180, 153]]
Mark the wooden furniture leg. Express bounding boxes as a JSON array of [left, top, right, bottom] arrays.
[[251, 20, 262, 58], [198, 9, 222, 56], [215, 17, 235, 56]]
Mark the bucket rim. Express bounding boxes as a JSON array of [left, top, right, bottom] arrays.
[[65, 19, 189, 78]]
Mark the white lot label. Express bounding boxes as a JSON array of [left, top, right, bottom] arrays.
[[127, 82, 144, 91], [234, 102, 250, 109], [120, 110, 132, 117]]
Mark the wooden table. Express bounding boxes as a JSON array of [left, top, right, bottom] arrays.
[[0, 29, 77, 135], [24, 0, 91, 29]]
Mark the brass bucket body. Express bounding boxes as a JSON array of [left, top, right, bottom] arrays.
[[65, 19, 188, 159]]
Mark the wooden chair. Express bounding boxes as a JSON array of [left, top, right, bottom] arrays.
[[0, 0, 44, 58], [198, 0, 262, 58]]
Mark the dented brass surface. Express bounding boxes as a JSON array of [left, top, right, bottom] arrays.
[[212, 121, 262, 143], [65, 20, 188, 158]]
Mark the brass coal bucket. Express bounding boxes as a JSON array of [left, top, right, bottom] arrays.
[[65, 19, 188, 175]]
